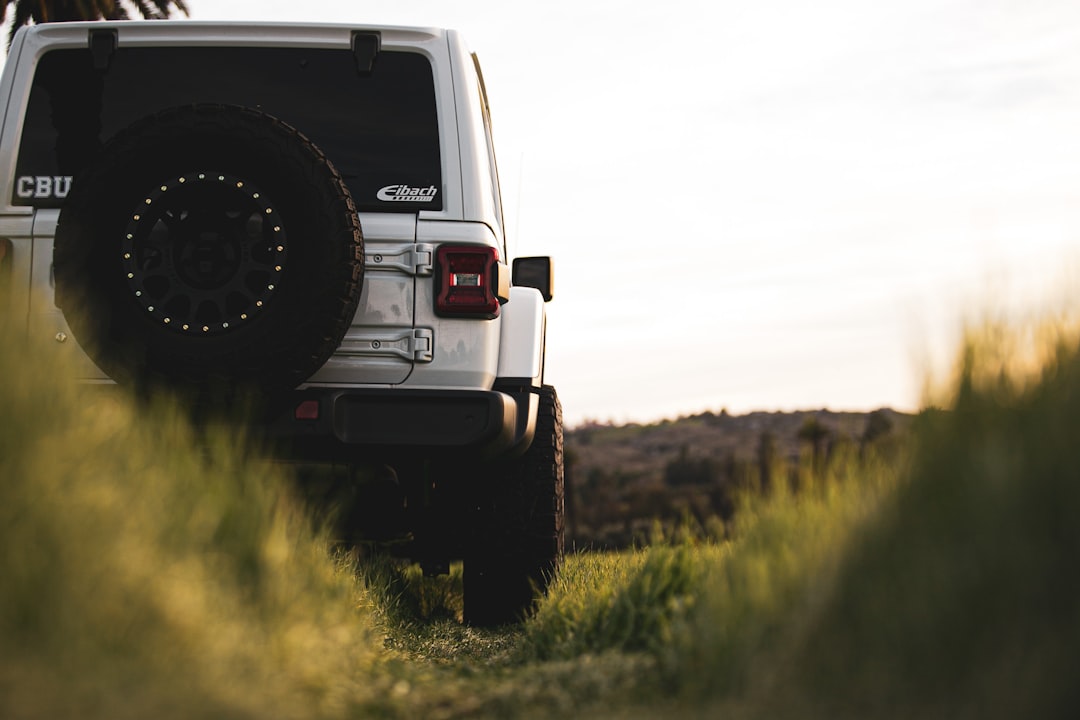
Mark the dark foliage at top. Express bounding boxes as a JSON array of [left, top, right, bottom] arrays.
[[2, 0, 189, 44]]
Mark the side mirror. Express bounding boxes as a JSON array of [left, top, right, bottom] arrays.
[[512, 256, 553, 302]]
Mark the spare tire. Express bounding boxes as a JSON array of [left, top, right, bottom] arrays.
[[54, 104, 364, 395]]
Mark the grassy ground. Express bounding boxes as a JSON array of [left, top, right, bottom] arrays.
[[2, 304, 1078, 718]]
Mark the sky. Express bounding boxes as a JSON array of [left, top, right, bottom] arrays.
[[16, 1, 1080, 425]]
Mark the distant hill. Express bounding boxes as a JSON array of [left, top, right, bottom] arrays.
[[565, 408, 911, 549]]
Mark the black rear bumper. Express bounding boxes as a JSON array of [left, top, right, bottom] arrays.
[[262, 385, 538, 462]]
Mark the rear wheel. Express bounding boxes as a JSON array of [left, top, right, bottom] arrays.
[[464, 385, 565, 625]]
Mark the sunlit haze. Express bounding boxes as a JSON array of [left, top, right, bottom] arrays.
[[14, 1, 1080, 425]]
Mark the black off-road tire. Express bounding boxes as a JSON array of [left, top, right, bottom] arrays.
[[464, 385, 565, 626], [54, 104, 364, 396]]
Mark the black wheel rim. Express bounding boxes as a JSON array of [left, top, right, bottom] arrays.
[[121, 171, 288, 335]]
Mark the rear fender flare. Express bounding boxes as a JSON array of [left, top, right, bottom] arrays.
[[495, 286, 545, 386]]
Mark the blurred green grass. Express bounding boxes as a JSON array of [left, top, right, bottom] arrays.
[[0, 309, 388, 718], [759, 319, 1080, 719], [2, 297, 1078, 719]]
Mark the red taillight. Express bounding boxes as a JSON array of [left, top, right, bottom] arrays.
[[294, 399, 320, 420], [435, 245, 503, 318]]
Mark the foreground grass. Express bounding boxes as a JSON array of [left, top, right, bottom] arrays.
[[762, 323, 1080, 719], [0, 332, 389, 717], [2, 308, 1078, 718]]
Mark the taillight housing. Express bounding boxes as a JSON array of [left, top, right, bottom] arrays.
[[435, 245, 508, 318]]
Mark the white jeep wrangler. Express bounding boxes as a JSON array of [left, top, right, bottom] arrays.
[[0, 21, 562, 625]]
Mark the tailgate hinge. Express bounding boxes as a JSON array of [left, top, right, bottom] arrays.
[[409, 328, 434, 362], [366, 243, 433, 276], [337, 327, 433, 362]]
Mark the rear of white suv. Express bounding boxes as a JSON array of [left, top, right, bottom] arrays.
[[0, 20, 562, 625]]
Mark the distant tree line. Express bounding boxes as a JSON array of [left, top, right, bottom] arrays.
[[565, 409, 902, 550]]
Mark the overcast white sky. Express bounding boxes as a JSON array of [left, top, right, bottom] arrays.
[[35, 0, 1080, 424]]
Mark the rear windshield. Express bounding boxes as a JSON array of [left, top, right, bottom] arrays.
[[13, 45, 442, 211]]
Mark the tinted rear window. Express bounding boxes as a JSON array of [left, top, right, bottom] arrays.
[[14, 46, 442, 211]]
